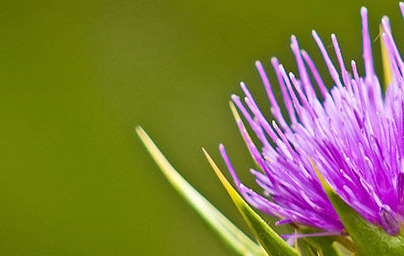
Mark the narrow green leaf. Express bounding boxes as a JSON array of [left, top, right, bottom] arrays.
[[136, 126, 267, 256], [203, 148, 300, 256], [311, 159, 404, 256]]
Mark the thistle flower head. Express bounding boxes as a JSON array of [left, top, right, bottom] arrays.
[[220, 5, 404, 236]]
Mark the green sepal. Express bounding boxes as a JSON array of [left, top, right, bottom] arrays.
[[204, 148, 300, 256], [311, 158, 404, 256], [136, 127, 267, 256]]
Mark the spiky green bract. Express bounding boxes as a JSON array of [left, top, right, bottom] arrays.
[[136, 126, 267, 256], [203, 148, 300, 256], [311, 159, 404, 256]]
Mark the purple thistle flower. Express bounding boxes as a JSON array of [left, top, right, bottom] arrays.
[[220, 5, 404, 236]]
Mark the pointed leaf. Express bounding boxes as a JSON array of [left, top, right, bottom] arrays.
[[311, 159, 404, 256], [136, 126, 267, 256], [203, 148, 300, 256]]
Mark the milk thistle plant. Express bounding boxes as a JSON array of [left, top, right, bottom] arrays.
[[138, 4, 404, 256]]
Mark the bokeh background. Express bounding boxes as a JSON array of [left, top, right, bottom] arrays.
[[0, 0, 403, 255]]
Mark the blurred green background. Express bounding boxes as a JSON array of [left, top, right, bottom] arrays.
[[0, 0, 402, 255]]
